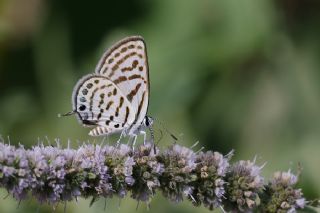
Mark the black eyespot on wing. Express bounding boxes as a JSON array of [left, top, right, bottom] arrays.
[[79, 105, 86, 111], [82, 89, 88, 95], [86, 83, 93, 89], [114, 124, 120, 128], [82, 120, 97, 125]]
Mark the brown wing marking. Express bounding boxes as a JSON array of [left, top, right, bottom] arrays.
[[106, 52, 143, 77], [127, 83, 142, 102], [136, 91, 146, 121]]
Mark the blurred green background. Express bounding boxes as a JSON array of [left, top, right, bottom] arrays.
[[0, 0, 320, 212]]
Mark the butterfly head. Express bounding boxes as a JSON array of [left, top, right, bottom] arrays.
[[143, 116, 154, 128]]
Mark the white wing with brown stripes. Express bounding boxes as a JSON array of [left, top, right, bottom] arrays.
[[72, 74, 135, 136], [95, 36, 149, 126], [70, 36, 151, 137]]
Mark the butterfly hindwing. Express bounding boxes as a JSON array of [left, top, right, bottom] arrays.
[[95, 36, 149, 126], [72, 74, 135, 135]]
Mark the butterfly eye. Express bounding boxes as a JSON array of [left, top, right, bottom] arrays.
[[145, 117, 150, 126]]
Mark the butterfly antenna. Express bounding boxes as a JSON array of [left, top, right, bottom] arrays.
[[148, 125, 157, 154], [150, 120, 166, 153], [154, 118, 178, 141], [150, 128, 163, 155], [149, 126, 155, 142], [155, 129, 164, 146], [58, 110, 76, 117]]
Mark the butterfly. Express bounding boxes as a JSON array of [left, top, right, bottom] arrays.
[[63, 36, 154, 143]]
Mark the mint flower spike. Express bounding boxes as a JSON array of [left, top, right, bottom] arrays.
[[223, 159, 265, 212], [262, 170, 306, 213], [0, 139, 309, 212]]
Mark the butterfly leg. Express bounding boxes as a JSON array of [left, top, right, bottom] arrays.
[[126, 135, 137, 151], [140, 130, 147, 145], [132, 135, 138, 151], [116, 130, 125, 148]]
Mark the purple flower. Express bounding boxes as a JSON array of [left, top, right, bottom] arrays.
[[3, 166, 15, 177], [0, 139, 307, 212], [190, 151, 230, 210], [263, 171, 305, 212], [125, 176, 135, 186], [224, 159, 264, 212], [124, 157, 135, 177], [160, 144, 197, 203]]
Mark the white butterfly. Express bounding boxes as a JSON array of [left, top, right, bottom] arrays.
[[66, 36, 153, 143]]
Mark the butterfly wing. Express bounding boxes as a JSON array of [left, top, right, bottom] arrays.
[[95, 36, 149, 126], [72, 74, 135, 136]]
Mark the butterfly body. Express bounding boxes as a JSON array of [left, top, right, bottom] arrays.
[[71, 36, 152, 138]]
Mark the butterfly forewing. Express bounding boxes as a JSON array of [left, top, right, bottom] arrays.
[[95, 36, 149, 126], [72, 74, 135, 135]]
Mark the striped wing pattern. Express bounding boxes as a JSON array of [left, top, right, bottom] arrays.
[[72, 36, 149, 136], [72, 75, 136, 136], [95, 36, 149, 127]]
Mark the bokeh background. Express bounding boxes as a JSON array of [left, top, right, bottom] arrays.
[[1, 0, 320, 212]]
